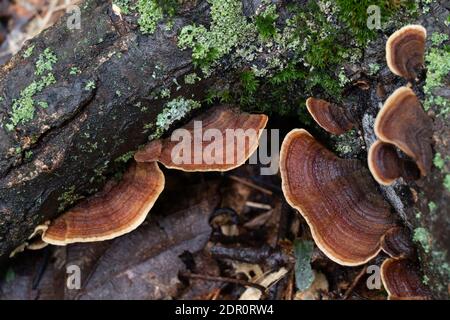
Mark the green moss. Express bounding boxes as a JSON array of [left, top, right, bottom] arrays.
[[335, 0, 416, 45], [151, 97, 201, 139], [413, 227, 432, 253], [255, 4, 279, 40], [5, 49, 57, 131]]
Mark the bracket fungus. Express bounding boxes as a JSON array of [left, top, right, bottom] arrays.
[[135, 106, 268, 172], [374, 87, 432, 177], [279, 129, 395, 266], [305, 98, 354, 135], [42, 161, 165, 245], [386, 25, 427, 80], [381, 258, 431, 300], [380, 227, 415, 259], [368, 140, 420, 186]]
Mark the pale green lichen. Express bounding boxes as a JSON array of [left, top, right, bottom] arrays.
[[444, 174, 450, 192], [184, 73, 201, 85], [433, 153, 445, 170], [58, 186, 83, 212], [113, 0, 131, 14], [84, 80, 96, 91], [151, 97, 201, 139], [368, 63, 381, 76], [69, 67, 81, 75], [178, 0, 253, 72], [413, 227, 431, 253], [22, 45, 35, 59], [115, 151, 135, 163], [431, 32, 449, 47], [136, 0, 164, 34], [423, 38, 450, 114], [5, 49, 57, 131]]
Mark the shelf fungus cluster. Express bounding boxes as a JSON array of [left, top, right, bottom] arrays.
[[386, 25, 427, 81], [135, 106, 268, 172], [305, 98, 355, 135], [368, 25, 432, 185], [42, 162, 165, 245], [280, 129, 396, 266], [381, 258, 432, 300], [35, 107, 268, 246], [378, 224, 431, 299], [279, 130, 431, 298], [368, 87, 433, 185]]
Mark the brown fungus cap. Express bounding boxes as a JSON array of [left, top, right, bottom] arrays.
[[42, 161, 165, 245], [305, 98, 354, 135], [381, 258, 431, 300], [380, 227, 415, 259], [374, 87, 432, 176], [368, 140, 420, 186], [135, 106, 268, 172], [279, 129, 395, 266], [386, 25, 427, 80]]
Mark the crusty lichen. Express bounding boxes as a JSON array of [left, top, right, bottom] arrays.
[[4, 48, 57, 131], [150, 97, 201, 139], [423, 33, 450, 115]]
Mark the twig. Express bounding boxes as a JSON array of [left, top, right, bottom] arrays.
[[245, 201, 272, 210], [342, 265, 368, 300], [180, 271, 267, 294], [228, 175, 273, 196]]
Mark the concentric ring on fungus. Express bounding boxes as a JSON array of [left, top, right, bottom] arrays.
[[42, 161, 165, 245], [280, 129, 395, 266]]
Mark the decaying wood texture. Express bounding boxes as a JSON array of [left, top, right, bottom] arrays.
[[0, 0, 448, 299], [0, 0, 211, 259]]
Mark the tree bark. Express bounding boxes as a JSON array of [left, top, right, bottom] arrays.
[[0, 0, 215, 259], [0, 0, 448, 299]]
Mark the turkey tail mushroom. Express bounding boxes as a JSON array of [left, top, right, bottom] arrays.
[[42, 161, 165, 245], [279, 129, 395, 266], [135, 106, 268, 172], [386, 25, 427, 81], [374, 87, 433, 177], [305, 98, 355, 135]]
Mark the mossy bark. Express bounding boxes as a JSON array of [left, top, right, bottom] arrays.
[[0, 0, 211, 261], [0, 0, 448, 300]]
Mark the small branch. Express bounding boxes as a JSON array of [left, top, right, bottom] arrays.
[[342, 265, 368, 300], [180, 271, 267, 294]]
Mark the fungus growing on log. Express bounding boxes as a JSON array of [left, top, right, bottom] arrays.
[[374, 87, 433, 177], [386, 25, 427, 80], [305, 98, 354, 135], [135, 106, 268, 172], [368, 140, 420, 185], [279, 129, 395, 266], [381, 258, 431, 300], [381, 227, 415, 259], [42, 162, 165, 245]]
